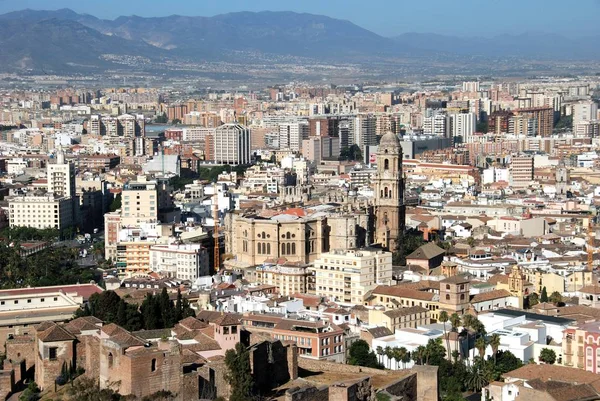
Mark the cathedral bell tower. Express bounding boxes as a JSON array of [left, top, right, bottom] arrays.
[[374, 131, 406, 252]]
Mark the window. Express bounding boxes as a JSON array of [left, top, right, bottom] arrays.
[[460, 294, 465, 300], [151, 358, 157, 372], [49, 347, 57, 360], [446, 284, 450, 290], [384, 159, 389, 170], [446, 294, 450, 300], [108, 352, 114, 368]]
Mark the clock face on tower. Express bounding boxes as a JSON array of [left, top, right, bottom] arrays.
[[374, 132, 406, 252]]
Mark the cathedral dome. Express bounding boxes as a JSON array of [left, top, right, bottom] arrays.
[[379, 131, 400, 148]]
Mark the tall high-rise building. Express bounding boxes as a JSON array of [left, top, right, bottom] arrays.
[[374, 132, 405, 252], [509, 155, 534, 189], [352, 114, 377, 149], [279, 121, 309, 152], [512, 107, 553, 137], [423, 114, 449, 137], [449, 112, 477, 143], [573, 101, 598, 126], [206, 123, 251, 165], [47, 150, 76, 198], [488, 110, 513, 135], [462, 81, 480, 92]]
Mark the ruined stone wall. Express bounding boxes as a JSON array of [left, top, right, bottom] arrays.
[[329, 378, 375, 401], [0, 370, 14, 401], [5, 336, 35, 372], [414, 365, 438, 401], [381, 374, 417, 400], [35, 340, 74, 391], [84, 335, 101, 379], [298, 358, 390, 376], [285, 385, 329, 401]]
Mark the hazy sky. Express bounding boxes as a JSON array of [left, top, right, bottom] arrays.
[[1, 0, 599, 37]]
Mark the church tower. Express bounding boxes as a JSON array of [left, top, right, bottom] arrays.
[[374, 131, 406, 252], [556, 159, 569, 196]]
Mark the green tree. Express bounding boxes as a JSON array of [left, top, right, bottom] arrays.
[[376, 346, 384, 365], [549, 291, 563, 304], [225, 343, 254, 401], [493, 350, 523, 381], [489, 334, 501, 364], [475, 337, 487, 359], [465, 359, 491, 392], [109, 193, 122, 212], [528, 293, 539, 308], [384, 346, 393, 369], [154, 113, 168, 124], [476, 121, 489, 134], [412, 345, 426, 365], [540, 287, 548, 303], [339, 144, 363, 161], [348, 340, 383, 369], [539, 348, 556, 364], [425, 338, 447, 366], [449, 313, 461, 359], [439, 311, 451, 360], [19, 381, 41, 401]]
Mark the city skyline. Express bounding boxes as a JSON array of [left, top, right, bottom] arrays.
[[2, 0, 600, 38]]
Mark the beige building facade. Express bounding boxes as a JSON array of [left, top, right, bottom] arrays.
[[312, 248, 393, 304]]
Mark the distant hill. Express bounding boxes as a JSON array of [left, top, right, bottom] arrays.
[[0, 8, 598, 74], [392, 32, 600, 60], [0, 17, 164, 72]]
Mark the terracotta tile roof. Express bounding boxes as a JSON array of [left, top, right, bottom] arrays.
[[470, 289, 512, 304], [406, 242, 446, 260], [178, 316, 209, 331], [383, 306, 429, 318], [579, 285, 600, 295], [504, 364, 600, 387], [365, 326, 393, 338], [372, 286, 435, 302], [440, 274, 470, 284], [62, 316, 102, 334], [38, 323, 76, 342], [197, 310, 242, 326]]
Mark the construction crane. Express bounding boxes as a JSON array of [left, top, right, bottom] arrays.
[[212, 183, 220, 273]]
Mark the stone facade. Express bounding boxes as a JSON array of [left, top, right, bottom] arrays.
[[374, 132, 406, 252]]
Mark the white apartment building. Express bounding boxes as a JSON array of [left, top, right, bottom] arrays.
[[121, 177, 159, 226], [423, 114, 449, 137], [352, 114, 377, 149], [572, 101, 598, 126], [449, 112, 477, 143], [211, 123, 251, 165], [47, 150, 76, 198], [279, 121, 308, 152], [183, 127, 215, 142], [9, 194, 74, 230], [312, 248, 393, 305], [149, 243, 210, 281], [462, 81, 480, 92]]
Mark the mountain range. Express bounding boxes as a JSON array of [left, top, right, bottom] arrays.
[[0, 8, 598, 74]]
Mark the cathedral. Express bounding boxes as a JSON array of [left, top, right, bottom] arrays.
[[374, 131, 406, 252]]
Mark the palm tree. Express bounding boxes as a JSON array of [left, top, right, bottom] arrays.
[[472, 319, 487, 361], [475, 337, 487, 359], [413, 346, 426, 365], [384, 346, 393, 369], [392, 347, 401, 370], [462, 314, 476, 362], [398, 347, 408, 369], [401, 349, 411, 369], [439, 311, 450, 360], [449, 313, 461, 358], [466, 363, 489, 392], [451, 350, 460, 364], [376, 346, 384, 365], [489, 334, 501, 364]]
